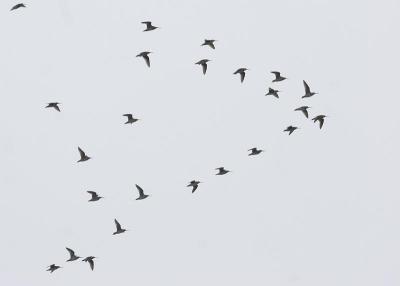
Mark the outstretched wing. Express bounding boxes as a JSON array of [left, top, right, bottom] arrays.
[[114, 219, 122, 231], [303, 80, 311, 94], [136, 184, 145, 197], [319, 118, 324, 129], [78, 147, 86, 158], [271, 71, 280, 78], [302, 109, 309, 118], [66, 247, 75, 258], [143, 54, 150, 67], [240, 72, 245, 82], [123, 114, 133, 120], [192, 185, 198, 193], [88, 259, 94, 270], [202, 63, 207, 75]]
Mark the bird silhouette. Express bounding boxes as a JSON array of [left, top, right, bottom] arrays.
[[187, 180, 201, 193], [123, 114, 139, 124], [136, 52, 151, 67], [265, 87, 280, 98], [113, 219, 127, 235], [248, 148, 263, 156], [234, 68, 248, 83], [215, 167, 230, 175], [77, 147, 91, 162], [294, 106, 310, 118], [66, 248, 80, 262], [135, 184, 149, 200], [312, 115, 326, 129], [87, 191, 103, 202], [46, 102, 61, 112], [195, 59, 210, 75], [141, 21, 158, 32], [271, 71, 286, 82], [201, 39, 216, 49], [302, 80, 317, 98], [284, 126, 298, 135], [82, 256, 96, 271], [11, 3, 25, 11], [46, 264, 61, 273]]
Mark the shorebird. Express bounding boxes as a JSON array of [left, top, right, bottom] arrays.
[[248, 148, 263, 156], [123, 114, 139, 124], [187, 180, 201, 193], [271, 71, 286, 82], [46, 264, 61, 273], [294, 106, 310, 118], [201, 39, 216, 49], [312, 115, 326, 129], [265, 87, 280, 98], [284, 126, 298, 135], [215, 167, 230, 175], [113, 219, 127, 235], [77, 147, 90, 162], [87, 191, 103, 202], [46, 102, 61, 112], [142, 21, 158, 31], [82, 256, 96, 271], [66, 248, 80, 262], [195, 59, 210, 75], [11, 3, 25, 11], [135, 184, 149, 200], [302, 80, 317, 98], [136, 51, 151, 67], [234, 68, 248, 83]]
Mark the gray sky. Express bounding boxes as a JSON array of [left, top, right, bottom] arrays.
[[0, 0, 398, 285]]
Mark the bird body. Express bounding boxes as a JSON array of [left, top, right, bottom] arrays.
[[271, 71, 286, 82], [294, 106, 310, 118], [266, 87, 280, 98], [77, 147, 90, 162], [201, 39, 216, 49], [248, 148, 263, 156], [82, 256, 96, 271], [47, 264, 61, 273], [66, 248, 80, 262], [11, 3, 25, 11], [46, 102, 61, 112], [215, 167, 230, 175], [234, 68, 248, 83], [136, 51, 151, 67], [312, 115, 326, 129], [142, 21, 158, 31], [123, 114, 139, 124], [302, 80, 317, 98], [187, 180, 201, 193], [87, 191, 102, 202], [284, 126, 298, 135], [195, 59, 210, 75], [135, 184, 149, 200], [113, 219, 127, 235]]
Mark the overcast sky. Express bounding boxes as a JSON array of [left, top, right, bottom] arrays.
[[0, 0, 398, 285]]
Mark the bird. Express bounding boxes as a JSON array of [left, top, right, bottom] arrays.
[[201, 39, 216, 49], [271, 71, 286, 82], [233, 68, 248, 83], [82, 256, 96, 271], [302, 80, 317, 98], [187, 180, 201, 193], [77, 147, 91, 162], [136, 51, 151, 67], [265, 87, 280, 98], [141, 21, 158, 32], [215, 167, 230, 175], [11, 3, 25, 11], [113, 219, 127, 235], [123, 114, 139, 124], [87, 191, 103, 202], [46, 264, 61, 273], [66, 248, 80, 262], [294, 106, 310, 118], [312, 115, 326, 129], [135, 184, 149, 200], [284, 126, 298, 135], [248, 148, 263, 156], [45, 102, 61, 112], [195, 59, 210, 75]]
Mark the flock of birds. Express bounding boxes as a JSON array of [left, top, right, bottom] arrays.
[[10, 2, 328, 274]]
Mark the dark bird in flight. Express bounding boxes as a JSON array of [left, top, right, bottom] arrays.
[[46, 102, 61, 112], [271, 71, 286, 82], [113, 219, 127, 235], [265, 87, 280, 98], [142, 21, 158, 32], [46, 264, 61, 273], [87, 191, 103, 202], [234, 68, 248, 83], [135, 184, 149, 200], [77, 147, 91, 162], [302, 80, 317, 98], [201, 39, 216, 49], [195, 59, 210, 75], [11, 3, 25, 11], [312, 115, 326, 129], [123, 114, 139, 124], [82, 256, 96, 271], [215, 167, 230, 175], [284, 126, 298, 135], [187, 180, 201, 193], [294, 106, 310, 118], [248, 148, 263, 156], [66, 248, 80, 262], [136, 51, 151, 67]]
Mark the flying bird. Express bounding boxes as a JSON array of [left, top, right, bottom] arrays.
[[113, 219, 127, 235], [136, 51, 151, 67], [201, 39, 216, 49], [271, 71, 286, 82], [82, 256, 96, 271], [11, 3, 25, 11], [195, 59, 210, 75], [123, 114, 139, 124], [46, 264, 61, 273], [187, 180, 201, 193], [265, 87, 280, 98], [248, 148, 263, 156], [77, 147, 91, 162], [312, 115, 326, 129], [215, 167, 230, 175], [142, 21, 158, 32], [87, 191, 103, 202], [66, 248, 80, 262], [46, 102, 61, 112], [234, 68, 248, 83], [302, 80, 317, 98], [135, 184, 149, 200], [284, 126, 298, 135], [294, 106, 310, 118]]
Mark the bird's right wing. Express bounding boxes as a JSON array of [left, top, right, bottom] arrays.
[[240, 72, 245, 82], [89, 259, 94, 270], [66, 247, 75, 257], [303, 80, 310, 93], [114, 219, 121, 231], [144, 55, 150, 67], [78, 147, 85, 157], [136, 184, 144, 196]]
